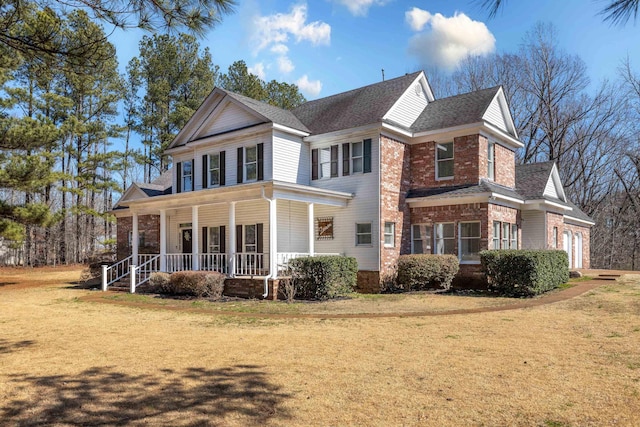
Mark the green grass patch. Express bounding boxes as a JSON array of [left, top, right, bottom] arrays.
[[556, 282, 576, 290]]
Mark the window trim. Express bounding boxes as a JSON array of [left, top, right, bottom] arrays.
[[501, 222, 510, 249], [244, 224, 257, 253], [208, 153, 221, 187], [434, 222, 456, 255], [319, 146, 332, 179], [552, 226, 558, 249], [383, 222, 395, 248], [351, 141, 364, 174], [511, 223, 518, 249], [492, 220, 501, 250], [411, 223, 431, 254], [487, 141, 495, 180], [459, 221, 481, 264], [435, 142, 454, 180], [355, 222, 372, 246], [244, 146, 258, 183], [182, 159, 193, 192]]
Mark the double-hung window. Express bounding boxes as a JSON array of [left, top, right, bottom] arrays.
[[245, 224, 257, 253], [436, 142, 454, 179], [459, 222, 481, 263], [411, 224, 431, 254], [553, 226, 559, 249], [182, 160, 193, 191], [245, 146, 257, 182], [351, 141, 363, 173], [493, 221, 501, 249], [356, 223, 372, 246], [209, 153, 220, 187], [434, 223, 455, 255], [511, 224, 518, 249], [209, 226, 221, 253], [502, 222, 510, 249], [384, 222, 395, 247], [319, 147, 332, 178], [487, 141, 495, 180]]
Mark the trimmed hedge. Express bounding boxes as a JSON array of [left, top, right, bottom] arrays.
[[289, 255, 358, 300], [396, 254, 459, 291], [159, 271, 226, 299], [480, 250, 569, 297]]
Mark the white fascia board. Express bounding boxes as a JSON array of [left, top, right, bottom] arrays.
[[381, 122, 413, 139], [413, 122, 483, 141], [272, 123, 310, 137], [407, 193, 491, 208], [523, 199, 572, 211], [550, 164, 567, 202], [563, 215, 595, 226], [273, 181, 353, 200], [481, 122, 524, 148], [490, 193, 524, 207], [483, 87, 518, 139], [167, 88, 225, 150], [303, 123, 380, 143], [164, 123, 273, 155]]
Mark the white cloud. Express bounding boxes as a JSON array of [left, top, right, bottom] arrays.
[[248, 62, 266, 80], [406, 9, 496, 70], [333, 0, 390, 17], [270, 44, 289, 55], [405, 7, 432, 31], [296, 75, 322, 97], [252, 4, 331, 54], [277, 56, 295, 74]]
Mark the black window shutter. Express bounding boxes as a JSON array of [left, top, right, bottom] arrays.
[[202, 227, 208, 253], [176, 162, 182, 193], [220, 226, 226, 254], [330, 145, 338, 177], [202, 155, 208, 189], [257, 143, 264, 181], [363, 139, 372, 173], [236, 224, 243, 252], [190, 159, 194, 191], [311, 148, 318, 180], [237, 147, 243, 184], [220, 151, 226, 186], [342, 143, 350, 176], [256, 223, 264, 253]]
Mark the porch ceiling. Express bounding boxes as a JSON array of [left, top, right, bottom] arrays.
[[113, 181, 352, 215]]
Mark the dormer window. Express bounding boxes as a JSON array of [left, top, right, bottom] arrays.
[[436, 142, 454, 180], [487, 141, 495, 180]]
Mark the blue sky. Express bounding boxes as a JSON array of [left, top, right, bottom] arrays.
[[112, 0, 640, 99]]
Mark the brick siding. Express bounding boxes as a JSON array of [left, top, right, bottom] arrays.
[[116, 214, 161, 260]]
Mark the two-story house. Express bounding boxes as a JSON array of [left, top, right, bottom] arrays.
[[110, 71, 593, 295]]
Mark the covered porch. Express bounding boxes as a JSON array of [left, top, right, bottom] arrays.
[[106, 181, 352, 291]]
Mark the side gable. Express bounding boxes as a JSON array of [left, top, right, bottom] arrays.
[[543, 163, 567, 202], [382, 72, 434, 129]]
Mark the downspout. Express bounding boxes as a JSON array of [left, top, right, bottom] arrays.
[[261, 186, 275, 298]]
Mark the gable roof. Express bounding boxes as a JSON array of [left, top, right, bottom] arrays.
[[292, 71, 423, 135], [114, 170, 172, 207], [515, 161, 556, 200], [411, 86, 501, 133], [220, 89, 311, 133]]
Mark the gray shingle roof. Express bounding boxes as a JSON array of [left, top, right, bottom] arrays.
[[292, 71, 422, 135], [220, 89, 311, 133], [564, 200, 594, 223], [411, 86, 500, 132], [407, 179, 523, 201], [137, 170, 172, 196], [515, 161, 555, 200]]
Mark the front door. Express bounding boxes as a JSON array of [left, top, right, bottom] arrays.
[[182, 229, 192, 270]]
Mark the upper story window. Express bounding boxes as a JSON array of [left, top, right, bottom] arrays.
[[314, 139, 372, 180], [237, 144, 264, 184], [176, 159, 194, 193], [351, 141, 364, 173], [320, 146, 338, 178], [209, 153, 221, 186], [436, 142, 454, 180], [487, 141, 495, 180], [202, 152, 225, 188]]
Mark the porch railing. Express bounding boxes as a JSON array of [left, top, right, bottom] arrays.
[[235, 252, 267, 276], [102, 255, 134, 290], [199, 253, 228, 274], [165, 253, 192, 273], [132, 254, 161, 292]]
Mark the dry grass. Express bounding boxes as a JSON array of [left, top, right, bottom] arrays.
[[1, 267, 639, 426]]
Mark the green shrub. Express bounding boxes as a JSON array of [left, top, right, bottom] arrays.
[[396, 254, 459, 291], [480, 250, 569, 297], [160, 271, 226, 299], [289, 256, 358, 300]]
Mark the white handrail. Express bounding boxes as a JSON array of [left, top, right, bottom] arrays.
[[235, 253, 267, 276], [102, 255, 134, 290], [133, 254, 161, 291], [199, 253, 227, 274]]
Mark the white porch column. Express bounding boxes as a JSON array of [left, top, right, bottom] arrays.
[[269, 198, 278, 277], [228, 201, 236, 277], [159, 209, 167, 271], [131, 211, 139, 263], [192, 205, 199, 270], [307, 202, 315, 256]]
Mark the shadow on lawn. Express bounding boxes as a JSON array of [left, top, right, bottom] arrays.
[[0, 339, 36, 354], [2, 365, 291, 426]]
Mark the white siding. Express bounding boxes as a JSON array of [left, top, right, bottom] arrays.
[[483, 97, 508, 132], [384, 83, 429, 128], [195, 101, 263, 139], [521, 210, 546, 249], [277, 200, 309, 253], [543, 176, 561, 199], [272, 130, 310, 185], [309, 135, 380, 271]]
